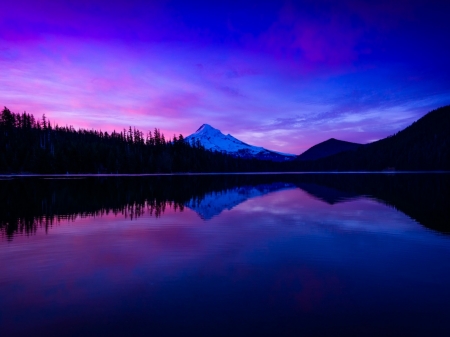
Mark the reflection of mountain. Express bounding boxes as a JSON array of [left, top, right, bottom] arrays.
[[295, 174, 450, 234], [185, 183, 296, 219], [185, 182, 359, 220], [1, 173, 449, 239]]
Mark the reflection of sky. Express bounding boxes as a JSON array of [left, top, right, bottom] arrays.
[[1, 189, 450, 335], [2, 1, 450, 153]]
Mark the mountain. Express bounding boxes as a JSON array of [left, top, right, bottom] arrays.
[[297, 138, 362, 161], [296, 105, 450, 171], [185, 124, 296, 161]]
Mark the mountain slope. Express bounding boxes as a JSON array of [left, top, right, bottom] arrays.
[[297, 138, 362, 161], [297, 105, 450, 171], [185, 124, 295, 161]]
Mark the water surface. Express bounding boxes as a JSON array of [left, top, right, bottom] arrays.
[[1, 174, 449, 336]]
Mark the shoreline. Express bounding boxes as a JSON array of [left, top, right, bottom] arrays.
[[1, 171, 450, 178]]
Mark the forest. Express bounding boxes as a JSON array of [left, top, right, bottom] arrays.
[[1, 105, 449, 173], [0, 107, 280, 173]]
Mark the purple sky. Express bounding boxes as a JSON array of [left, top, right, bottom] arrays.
[[2, 0, 450, 153]]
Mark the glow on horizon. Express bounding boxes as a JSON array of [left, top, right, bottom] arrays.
[[1, 0, 450, 154]]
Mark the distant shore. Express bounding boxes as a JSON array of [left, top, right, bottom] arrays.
[[1, 171, 450, 178]]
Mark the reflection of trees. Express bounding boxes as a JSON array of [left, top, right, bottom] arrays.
[[0, 199, 185, 240], [0, 177, 191, 240], [292, 173, 450, 234], [1, 174, 449, 240]]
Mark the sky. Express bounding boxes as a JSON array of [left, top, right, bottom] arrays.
[[2, 0, 450, 154]]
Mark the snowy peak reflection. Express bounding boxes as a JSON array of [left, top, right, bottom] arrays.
[[185, 183, 296, 219]]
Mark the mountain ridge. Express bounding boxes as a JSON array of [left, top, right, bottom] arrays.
[[296, 105, 450, 170], [297, 138, 362, 161]]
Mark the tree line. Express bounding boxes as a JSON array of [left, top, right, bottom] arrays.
[[1, 105, 449, 173], [0, 107, 280, 173]]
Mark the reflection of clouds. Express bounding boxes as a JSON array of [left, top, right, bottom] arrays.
[[0, 187, 446, 334], [1, 188, 423, 288], [234, 189, 422, 235]]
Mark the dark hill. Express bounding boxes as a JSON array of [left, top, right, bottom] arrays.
[[298, 105, 450, 171], [297, 138, 362, 161]]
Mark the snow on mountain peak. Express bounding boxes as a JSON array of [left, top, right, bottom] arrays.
[[195, 124, 218, 133], [185, 124, 296, 161]]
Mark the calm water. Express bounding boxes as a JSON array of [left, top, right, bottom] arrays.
[[1, 174, 450, 336]]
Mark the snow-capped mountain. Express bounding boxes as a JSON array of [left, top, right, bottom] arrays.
[[185, 124, 296, 161]]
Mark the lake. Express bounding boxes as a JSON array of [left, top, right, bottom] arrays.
[[1, 173, 449, 336]]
